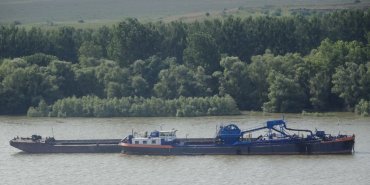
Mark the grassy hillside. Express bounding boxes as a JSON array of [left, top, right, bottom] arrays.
[[1, 0, 369, 26]]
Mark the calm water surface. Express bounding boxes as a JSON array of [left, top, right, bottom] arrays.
[[1, 113, 369, 185]]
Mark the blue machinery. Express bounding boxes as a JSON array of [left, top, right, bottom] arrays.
[[216, 120, 316, 144]]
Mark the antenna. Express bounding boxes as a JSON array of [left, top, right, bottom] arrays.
[[215, 124, 218, 138], [51, 127, 55, 138]]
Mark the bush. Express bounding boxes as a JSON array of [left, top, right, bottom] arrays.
[[27, 100, 49, 117], [28, 95, 240, 117], [355, 99, 370, 116]]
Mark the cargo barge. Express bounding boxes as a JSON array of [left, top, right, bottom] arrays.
[[10, 135, 121, 153], [119, 120, 355, 155]]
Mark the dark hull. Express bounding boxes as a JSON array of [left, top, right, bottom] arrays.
[[10, 139, 121, 153], [121, 138, 354, 155]]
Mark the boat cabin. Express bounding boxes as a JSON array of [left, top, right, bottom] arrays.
[[131, 130, 177, 145], [132, 137, 162, 145]]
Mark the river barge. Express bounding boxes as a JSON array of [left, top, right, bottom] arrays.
[[119, 120, 355, 155], [10, 135, 121, 153]]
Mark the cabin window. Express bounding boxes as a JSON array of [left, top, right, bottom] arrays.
[[143, 141, 147, 144], [152, 140, 156, 144], [134, 141, 139, 144]]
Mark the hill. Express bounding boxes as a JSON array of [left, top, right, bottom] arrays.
[[1, 0, 369, 26]]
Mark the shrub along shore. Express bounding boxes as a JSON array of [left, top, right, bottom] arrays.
[[27, 95, 240, 117]]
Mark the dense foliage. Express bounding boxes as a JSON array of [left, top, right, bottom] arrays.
[[27, 95, 240, 117], [1, 10, 370, 116], [355, 99, 370, 116]]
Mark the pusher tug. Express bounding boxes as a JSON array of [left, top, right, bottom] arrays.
[[119, 120, 355, 155]]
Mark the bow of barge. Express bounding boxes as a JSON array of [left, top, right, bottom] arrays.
[[10, 135, 121, 153]]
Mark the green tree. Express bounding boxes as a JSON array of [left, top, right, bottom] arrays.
[[74, 66, 104, 97], [214, 56, 252, 109], [92, 26, 111, 58], [108, 18, 162, 66], [78, 41, 103, 58], [154, 64, 209, 99], [220, 17, 249, 61], [183, 32, 220, 73], [248, 55, 270, 109], [131, 75, 149, 97], [130, 56, 173, 91], [0, 59, 59, 114], [332, 62, 370, 110], [263, 72, 306, 113], [48, 60, 76, 97], [309, 72, 331, 110], [355, 99, 370, 116], [23, 53, 58, 66], [308, 39, 367, 74], [49, 27, 78, 62], [158, 21, 188, 62], [95, 60, 132, 98]]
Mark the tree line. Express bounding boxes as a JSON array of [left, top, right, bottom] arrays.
[[1, 10, 370, 116], [27, 95, 240, 117]]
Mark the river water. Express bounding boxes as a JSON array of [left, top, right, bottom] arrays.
[[1, 113, 369, 185]]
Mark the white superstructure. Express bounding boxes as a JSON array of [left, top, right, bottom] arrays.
[[131, 130, 177, 145]]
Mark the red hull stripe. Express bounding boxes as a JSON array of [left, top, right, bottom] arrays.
[[321, 136, 355, 143], [119, 143, 174, 149]]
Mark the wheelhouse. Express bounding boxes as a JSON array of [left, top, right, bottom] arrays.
[[130, 129, 177, 145]]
